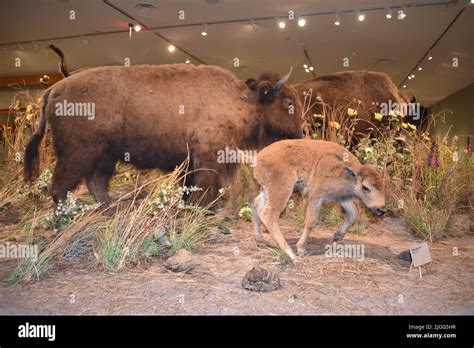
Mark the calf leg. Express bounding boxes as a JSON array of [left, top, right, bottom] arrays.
[[333, 199, 357, 241], [258, 177, 298, 261], [252, 189, 266, 242], [296, 197, 323, 256]]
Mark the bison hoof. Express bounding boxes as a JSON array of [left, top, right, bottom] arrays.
[[332, 232, 343, 242], [297, 247, 306, 257]]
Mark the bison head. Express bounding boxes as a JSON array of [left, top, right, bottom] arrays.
[[245, 67, 303, 147], [346, 164, 386, 217]]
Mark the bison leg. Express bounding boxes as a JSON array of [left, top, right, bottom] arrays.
[[258, 177, 298, 262], [296, 196, 323, 256], [252, 189, 266, 242], [333, 199, 357, 241], [51, 155, 88, 205], [86, 154, 116, 206], [189, 165, 222, 205]]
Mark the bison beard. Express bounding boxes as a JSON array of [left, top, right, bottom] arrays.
[[24, 49, 302, 206]]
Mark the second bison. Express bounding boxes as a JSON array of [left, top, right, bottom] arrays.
[[252, 139, 385, 261]]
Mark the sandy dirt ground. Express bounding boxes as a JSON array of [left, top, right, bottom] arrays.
[[0, 213, 473, 315]]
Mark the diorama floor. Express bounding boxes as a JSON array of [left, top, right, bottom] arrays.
[[0, 213, 473, 315]]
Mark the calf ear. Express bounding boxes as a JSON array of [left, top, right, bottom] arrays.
[[245, 78, 257, 91], [345, 166, 357, 178]]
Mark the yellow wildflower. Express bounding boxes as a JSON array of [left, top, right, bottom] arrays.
[[347, 108, 358, 116], [401, 122, 408, 128], [40, 74, 50, 84], [374, 112, 383, 121], [408, 123, 417, 131], [313, 113, 325, 119], [329, 121, 341, 130]]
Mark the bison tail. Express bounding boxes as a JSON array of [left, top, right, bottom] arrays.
[[48, 44, 70, 77], [24, 90, 50, 182]]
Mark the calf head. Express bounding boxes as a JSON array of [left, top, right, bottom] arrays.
[[245, 67, 303, 146], [346, 165, 386, 217]]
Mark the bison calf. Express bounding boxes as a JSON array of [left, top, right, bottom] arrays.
[[252, 139, 385, 261]]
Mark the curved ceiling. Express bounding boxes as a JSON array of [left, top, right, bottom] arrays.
[[0, 0, 473, 106]]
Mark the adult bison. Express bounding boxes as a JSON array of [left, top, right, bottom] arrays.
[[25, 46, 302, 205], [294, 70, 417, 136]]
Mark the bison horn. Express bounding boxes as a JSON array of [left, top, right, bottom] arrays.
[[272, 67, 293, 93]]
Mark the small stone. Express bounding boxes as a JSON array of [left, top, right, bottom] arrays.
[[218, 224, 231, 235], [399, 250, 412, 262], [164, 249, 195, 274], [242, 267, 281, 292]]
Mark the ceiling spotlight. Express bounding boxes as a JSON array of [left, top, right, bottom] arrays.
[[309, 66, 314, 71], [134, 24, 142, 32], [418, 66, 422, 71], [408, 76, 412, 80], [201, 24, 208, 36], [410, 74, 415, 79], [471, 0, 474, 4], [278, 19, 286, 29], [135, 3, 156, 12], [335, 13, 341, 26], [168, 44, 176, 52], [398, 8, 406, 20], [303, 64, 308, 69], [402, 85, 407, 88], [357, 11, 365, 22], [297, 17, 306, 27], [428, 54, 433, 60], [386, 8, 392, 19], [305, 68, 310, 73], [185, 58, 191, 64]]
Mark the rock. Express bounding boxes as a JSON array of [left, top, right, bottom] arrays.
[[242, 267, 281, 292], [164, 249, 195, 273], [399, 250, 412, 262], [218, 224, 231, 235]]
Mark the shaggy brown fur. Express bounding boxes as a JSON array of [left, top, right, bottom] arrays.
[[295, 70, 409, 135], [25, 50, 303, 206], [252, 139, 385, 261]]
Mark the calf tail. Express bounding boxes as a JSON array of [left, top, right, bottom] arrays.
[[48, 44, 70, 77], [24, 90, 51, 182]]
